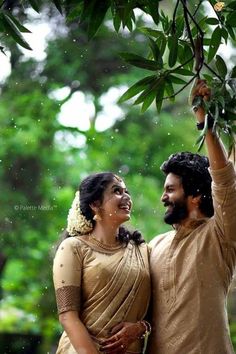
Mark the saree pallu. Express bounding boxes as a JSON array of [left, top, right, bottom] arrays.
[[53, 236, 151, 353]]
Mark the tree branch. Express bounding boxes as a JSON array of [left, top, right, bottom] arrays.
[[204, 62, 224, 82], [163, 74, 197, 100], [180, 0, 204, 76], [172, 0, 181, 33]]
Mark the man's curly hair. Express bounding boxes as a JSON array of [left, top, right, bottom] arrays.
[[161, 152, 214, 217]]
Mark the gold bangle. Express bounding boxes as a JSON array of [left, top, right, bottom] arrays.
[[139, 320, 151, 338], [139, 320, 151, 354]]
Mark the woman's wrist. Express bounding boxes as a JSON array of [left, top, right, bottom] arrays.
[[137, 320, 151, 338]]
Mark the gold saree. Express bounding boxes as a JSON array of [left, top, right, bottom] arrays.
[[53, 236, 150, 353]]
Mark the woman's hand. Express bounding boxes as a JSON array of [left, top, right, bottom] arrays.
[[99, 322, 144, 354]]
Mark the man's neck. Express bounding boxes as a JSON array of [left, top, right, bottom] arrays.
[[174, 211, 207, 230]]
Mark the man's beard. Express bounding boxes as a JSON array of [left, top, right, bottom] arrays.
[[163, 199, 188, 225]]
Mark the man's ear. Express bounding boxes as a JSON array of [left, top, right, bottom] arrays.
[[191, 195, 201, 207]]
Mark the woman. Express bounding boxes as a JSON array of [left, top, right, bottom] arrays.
[[53, 172, 151, 354]]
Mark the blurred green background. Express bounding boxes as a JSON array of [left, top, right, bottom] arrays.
[[0, 4, 235, 354]]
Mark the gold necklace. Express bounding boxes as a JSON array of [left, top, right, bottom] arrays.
[[89, 235, 123, 250]]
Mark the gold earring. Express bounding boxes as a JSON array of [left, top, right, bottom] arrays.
[[93, 214, 102, 221]]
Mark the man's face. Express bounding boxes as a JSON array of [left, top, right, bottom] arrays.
[[161, 173, 189, 225]]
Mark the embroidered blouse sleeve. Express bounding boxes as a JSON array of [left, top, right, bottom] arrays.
[[53, 237, 82, 315]]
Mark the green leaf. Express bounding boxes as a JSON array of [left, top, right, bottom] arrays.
[[202, 74, 213, 82], [178, 43, 194, 70], [221, 27, 228, 44], [0, 45, 6, 55], [230, 66, 236, 78], [125, 17, 133, 32], [3, 12, 31, 33], [141, 90, 156, 113], [87, 0, 110, 39], [227, 1, 236, 10], [216, 96, 225, 109], [118, 75, 157, 103], [113, 12, 121, 32], [208, 26, 221, 63], [138, 27, 163, 38], [155, 79, 165, 113], [168, 75, 187, 85], [226, 12, 236, 27], [172, 68, 194, 76], [203, 38, 211, 46], [28, 0, 40, 13], [168, 34, 178, 68], [225, 110, 236, 120], [80, 0, 94, 23], [120, 52, 161, 71], [159, 33, 167, 56], [147, 0, 160, 25], [227, 79, 236, 93], [196, 134, 206, 151], [192, 16, 208, 37], [175, 16, 184, 38], [133, 79, 159, 105], [52, 0, 63, 14], [226, 25, 235, 40], [232, 125, 236, 133], [139, 28, 167, 56], [215, 55, 227, 78], [165, 78, 175, 102], [148, 37, 163, 66], [1, 13, 32, 50], [205, 17, 219, 25]]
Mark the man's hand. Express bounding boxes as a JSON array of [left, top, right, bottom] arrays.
[[99, 322, 144, 354], [189, 79, 211, 123]]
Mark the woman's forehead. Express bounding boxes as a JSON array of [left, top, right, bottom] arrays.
[[110, 176, 126, 188]]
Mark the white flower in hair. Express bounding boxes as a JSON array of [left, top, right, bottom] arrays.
[[67, 191, 93, 236]]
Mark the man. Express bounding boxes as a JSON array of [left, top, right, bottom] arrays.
[[148, 80, 236, 353]]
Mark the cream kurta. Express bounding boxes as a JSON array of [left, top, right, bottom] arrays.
[[148, 162, 236, 354], [53, 237, 150, 353]]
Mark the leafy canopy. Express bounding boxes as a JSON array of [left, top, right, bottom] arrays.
[[0, 0, 236, 153]]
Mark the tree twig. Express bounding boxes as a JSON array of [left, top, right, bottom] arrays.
[[172, 0, 181, 33], [204, 62, 224, 82], [162, 74, 197, 100]]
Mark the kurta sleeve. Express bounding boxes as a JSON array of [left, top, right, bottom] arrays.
[[211, 161, 236, 244], [53, 237, 82, 315]]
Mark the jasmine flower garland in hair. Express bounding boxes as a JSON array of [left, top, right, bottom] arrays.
[[67, 191, 93, 236]]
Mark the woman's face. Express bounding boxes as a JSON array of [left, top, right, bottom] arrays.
[[98, 177, 132, 225]]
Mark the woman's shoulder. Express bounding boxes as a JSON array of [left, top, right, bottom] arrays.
[[58, 235, 91, 254]]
